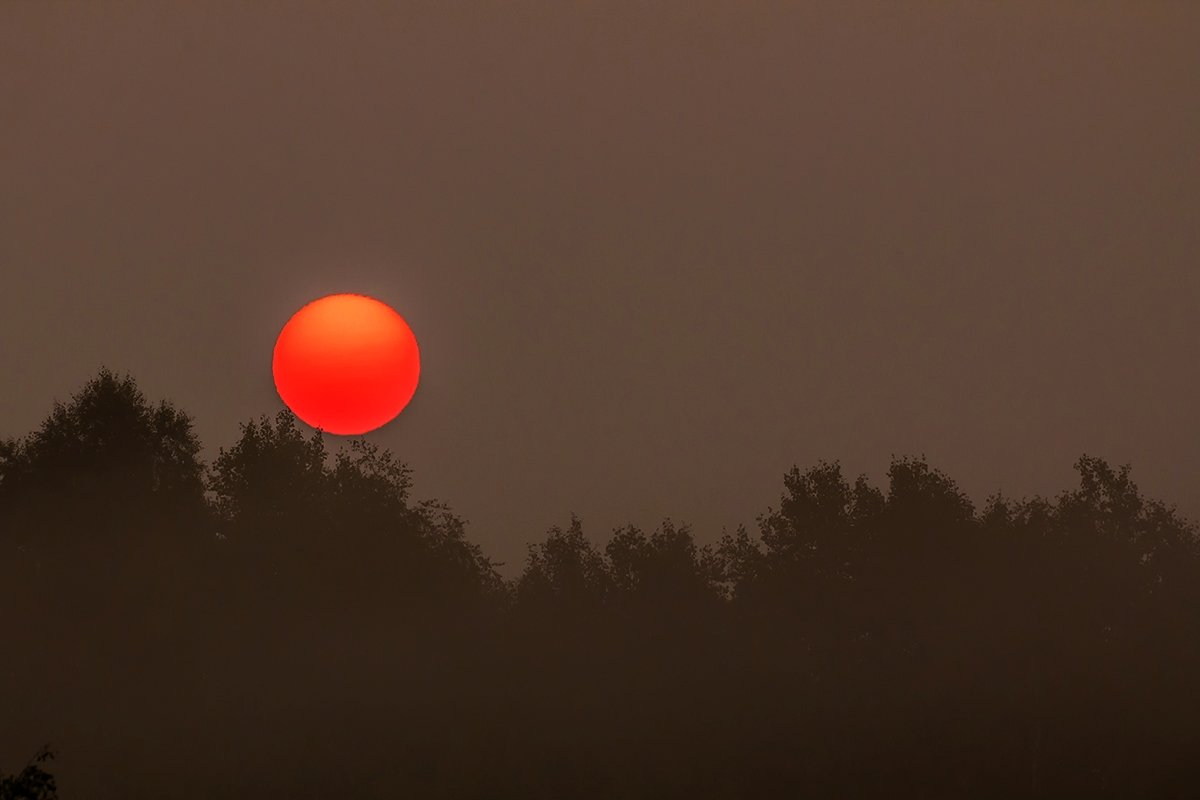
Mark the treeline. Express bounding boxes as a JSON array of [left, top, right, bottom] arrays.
[[2, 370, 1199, 798]]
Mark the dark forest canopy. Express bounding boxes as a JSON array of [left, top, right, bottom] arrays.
[[3, 370, 1200, 798]]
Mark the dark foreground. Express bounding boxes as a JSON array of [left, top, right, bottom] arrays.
[[3, 372, 1199, 798]]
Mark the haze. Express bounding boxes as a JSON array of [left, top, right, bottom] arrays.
[[2, 1, 1198, 572]]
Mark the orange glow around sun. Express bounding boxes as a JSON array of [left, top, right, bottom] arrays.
[[272, 293, 420, 435]]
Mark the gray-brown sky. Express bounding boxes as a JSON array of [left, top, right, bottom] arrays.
[[2, 1, 1198, 573]]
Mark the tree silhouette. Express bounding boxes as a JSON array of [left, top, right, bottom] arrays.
[[0, 748, 57, 800], [5, 369, 1200, 798], [516, 514, 611, 618], [0, 368, 206, 549], [209, 408, 501, 617], [606, 519, 724, 618], [0, 372, 212, 725]]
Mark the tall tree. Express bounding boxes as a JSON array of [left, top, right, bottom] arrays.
[[0, 368, 206, 549], [208, 410, 500, 612], [517, 515, 611, 618]]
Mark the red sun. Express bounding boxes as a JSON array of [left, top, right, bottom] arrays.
[[272, 293, 421, 435]]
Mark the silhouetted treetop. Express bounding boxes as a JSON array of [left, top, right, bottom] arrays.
[[606, 520, 724, 608], [882, 455, 974, 531], [517, 515, 611, 614], [1, 369, 202, 502], [0, 369, 205, 552], [208, 407, 500, 608], [209, 410, 327, 537], [0, 747, 57, 800], [757, 460, 880, 579]]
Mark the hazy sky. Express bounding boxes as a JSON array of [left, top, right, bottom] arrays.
[[3, 2, 1198, 572]]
